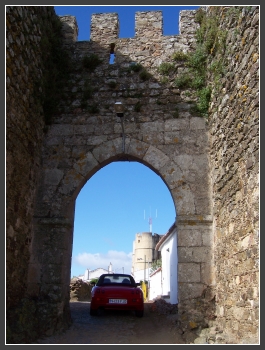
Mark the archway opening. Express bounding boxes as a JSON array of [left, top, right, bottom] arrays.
[[71, 160, 176, 300]]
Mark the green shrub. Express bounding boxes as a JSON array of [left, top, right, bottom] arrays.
[[158, 62, 175, 75], [187, 46, 207, 72], [129, 63, 142, 72], [197, 86, 212, 117], [90, 278, 98, 284], [172, 51, 188, 62], [190, 73, 205, 89], [150, 259, 162, 274], [82, 54, 102, 71], [139, 69, 151, 81], [174, 74, 192, 89], [194, 7, 205, 24], [160, 76, 169, 84]]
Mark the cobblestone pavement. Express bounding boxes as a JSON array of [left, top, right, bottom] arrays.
[[35, 301, 187, 344]]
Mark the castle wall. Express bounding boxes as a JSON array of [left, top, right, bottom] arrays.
[[207, 6, 259, 343], [6, 5, 259, 344], [33, 8, 212, 313], [6, 6, 73, 343]]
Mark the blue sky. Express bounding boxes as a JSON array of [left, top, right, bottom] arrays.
[[72, 162, 176, 277], [54, 5, 199, 278]]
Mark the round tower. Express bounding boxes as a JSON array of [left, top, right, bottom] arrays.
[[133, 232, 153, 271]]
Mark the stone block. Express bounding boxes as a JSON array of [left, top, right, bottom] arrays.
[[159, 161, 184, 189], [190, 117, 206, 130], [171, 186, 195, 215], [178, 228, 202, 246], [178, 262, 201, 282], [165, 119, 189, 131], [178, 247, 212, 263], [178, 282, 205, 300], [73, 151, 99, 177], [44, 169, 64, 186], [143, 145, 169, 170], [201, 262, 215, 285], [126, 138, 149, 159]]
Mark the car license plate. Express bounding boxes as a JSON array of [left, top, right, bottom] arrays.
[[109, 299, 127, 304]]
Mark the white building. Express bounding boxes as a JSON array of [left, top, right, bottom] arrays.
[[149, 267, 162, 301], [153, 223, 178, 304], [83, 262, 113, 281], [133, 266, 151, 283]]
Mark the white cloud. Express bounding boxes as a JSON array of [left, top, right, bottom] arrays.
[[72, 250, 133, 276]]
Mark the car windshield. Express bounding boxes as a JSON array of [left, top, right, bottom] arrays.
[[97, 274, 135, 286]]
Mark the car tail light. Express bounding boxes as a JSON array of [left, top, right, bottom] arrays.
[[135, 289, 142, 296], [94, 288, 105, 301]]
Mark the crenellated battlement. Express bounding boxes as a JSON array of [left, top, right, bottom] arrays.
[[60, 10, 199, 45], [134, 11, 163, 37], [90, 12, 119, 43], [59, 9, 199, 69]]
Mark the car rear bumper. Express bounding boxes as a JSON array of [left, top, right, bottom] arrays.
[[90, 301, 143, 311]]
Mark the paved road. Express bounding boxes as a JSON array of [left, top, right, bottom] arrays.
[[35, 301, 187, 344]]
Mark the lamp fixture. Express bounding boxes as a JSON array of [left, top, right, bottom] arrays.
[[166, 248, 170, 252], [114, 101, 124, 118], [115, 102, 125, 152]]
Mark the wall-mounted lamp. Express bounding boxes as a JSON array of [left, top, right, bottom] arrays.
[[114, 102, 125, 152], [114, 101, 124, 118], [166, 248, 170, 252]]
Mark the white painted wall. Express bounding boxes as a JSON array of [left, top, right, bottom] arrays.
[[132, 267, 150, 283], [83, 268, 109, 281], [160, 227, 178, 304], [149, 268, 162, 301], [83, 263, 113, 281]]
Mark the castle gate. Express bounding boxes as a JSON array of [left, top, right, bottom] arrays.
[[27, 10, 213, 332], [7, 7, 214, 340], [6, 5, 259, 343]]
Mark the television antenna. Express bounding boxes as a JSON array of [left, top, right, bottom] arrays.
[[144, 207, 157, 233]]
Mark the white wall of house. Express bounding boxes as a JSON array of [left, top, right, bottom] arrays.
[[83, 267, 109, 281], [83, 262, 113, 281], [160, 227, 178, 304], [149, 268, 162, 301], [132, 267, 151, 283]]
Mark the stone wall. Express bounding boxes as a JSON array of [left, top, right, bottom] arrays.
[[6, 5, 259, 344], [207, 6, 259, 344], [6, 6, 72, 343], [25, 8, 214, 342], [176, 6, 259, 344], [6, 5, 46, 341]]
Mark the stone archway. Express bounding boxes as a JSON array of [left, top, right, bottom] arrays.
[[6, 7, 214, 339], [27, 135, 213, 334], [6, 6, 259, 343]]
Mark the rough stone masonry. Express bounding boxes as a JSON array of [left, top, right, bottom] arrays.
[[6, 6, 259, 344]]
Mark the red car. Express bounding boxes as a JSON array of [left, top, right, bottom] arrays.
[[90, 273, 144, 317]]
